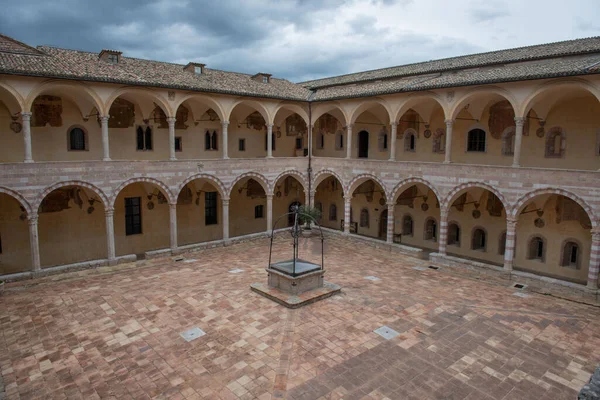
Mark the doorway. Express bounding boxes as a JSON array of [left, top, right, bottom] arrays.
[[358, 130, 369, 158], [379, 209, 388, 239]]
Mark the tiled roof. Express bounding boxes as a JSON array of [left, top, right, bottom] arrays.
[[301, 36, 600, 89], [0, 34, 599, 102]]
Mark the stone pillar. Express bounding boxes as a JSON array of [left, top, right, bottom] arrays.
[[21, 112, 33, 163], [386, 203, 395, 244], [587, 229, 600, 289], [308, 124, 313, 158], [309, 191, 315, 209], [512, 117, 525, 168], [438, 208, 449, 255], [344, 196, 351, 234], [221, 121, 229, 159], [503, 217, 518, 271], [222, 198, 230, 240], [100, 115, 111, 161], [105, 208, 116, 264], [346, 124, 353, 159], [169, 203, 177, 252], [267, 124, 274, 158], [167, 117, 177, 161], [444, 119, 454, 164], [266, 194, 273, 232], [28, 214, 40, 271], [389, 122, 397, 161]]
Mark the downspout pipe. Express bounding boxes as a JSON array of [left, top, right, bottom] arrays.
[[307, 101, 312, 208]]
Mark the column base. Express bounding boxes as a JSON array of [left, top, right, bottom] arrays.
[[503, 264, 513, 271], [24, 159, 34, 163], [103, 157, 112, 162], [169, 157, 177, 161], [443, 160, 451, 164], [511, 163, 520, 168], [586, 281, 598, 290], [266, 156, 273, 159], [222, 156, 229, 160]]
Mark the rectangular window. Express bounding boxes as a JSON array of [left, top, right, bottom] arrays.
[[205, 192, 217, 225], [255, 205, 264, 219], [175, 137, 182, 152], [239, 138, 246, 151], [125, 197, 142, 235], [295, 137, 303, 150]]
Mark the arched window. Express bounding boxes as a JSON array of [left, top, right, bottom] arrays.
[[561, 240, 581, 269], [501, 127, 515, 156], [472, 228, 486, 251], [404, 130, 416, 152], [136, 126, 144, 150], [360, 208, 369, 228], [528, 236, 545, 261], [211, 130, 218, 150], [68, 127, 87, 151], [448, 223, 460, 246], [329, 204, 337, 221], [545, 127, 565, 158], [144, 127, 153, 150], [378, 130, 388, 151], [467, 129, 486, 152], [402, 215, 413, 236], [335, 131, 344, 150], [205, 130, 211, 150], [317, 132, 324, 149], [424, 218, 437, 241], [499, 231, 507, 255]]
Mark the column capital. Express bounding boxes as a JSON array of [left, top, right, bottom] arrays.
[[346, 124, 354, 130], [444, 119, 454, 126], [266, 194, 274, 200], [222, 198, 230, 205], [21, 111, 32, 119], [168, 201, 178, 208], [591, 229, 600, 239], [266, 123, 274, 128], [104, 207, 115, 216], [386, 202, 395, 209], [506, 217, 518, 229], [221, 120, 230, 127], [343, 195, 352, 202], [27, 214, 38, 224], [100, 115, 110, 123], [166, 117, 176, 124], [390, 121, 398, 127], [514, 117, 526, 125]]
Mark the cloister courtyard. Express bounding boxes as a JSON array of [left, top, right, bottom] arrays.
[[1, 236, 598, 400]]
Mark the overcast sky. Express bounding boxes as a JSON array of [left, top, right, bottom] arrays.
[[1, 0, 599, 82]]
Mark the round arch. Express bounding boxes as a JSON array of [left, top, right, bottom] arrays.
[[312, 169, 346, 196], [104, 87, 172, 118], [111, 177, 174, 208], [448, 86, 519, 120], [227, 99, 271, 125], [26, 80, 104, 118], [442, 182, 510, 214], [0, 186, 33, 216], [511, 187, 597, 228], [310, 102, 350, 127], [393, 92, 448, 122], [176, 174, 227, 200], [36, 180, 110, 212], [519, 78, 600, 118], [390, 177, 442, 204], [172, 94, 226, 122], [272, 103, 310, 126], [228, 172, 269, 197], [349, 99, 393, 125], [347, 174, 388, 201], [270, 170, 308, 196], [0, 81, 25, 114]]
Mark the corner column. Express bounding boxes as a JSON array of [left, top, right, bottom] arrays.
[[21, 112, 33, 163], [389, 122, 397, 161], [267, 124, 274, 158], [28, 213, 41, 271], [105, 208, 116, 264], [438, 208, 449, 255], [221, 121, 229, 159], [386, 203, 395, 244], [167, 117, 177, 161], [512, 117, 525, 168], [266, 194, 273, 232], [443, 119, 454, 164], [169, 202, 178, 252], [503, 217, 518, 271], [344, 196, 351, 234], [346, 124, 353, 159], [100, 115, 111, 161], [587, 229, 600, 290], [222, 198, 230, 241]]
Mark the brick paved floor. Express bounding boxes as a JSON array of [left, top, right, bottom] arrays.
[[1, 236, 599, 399]]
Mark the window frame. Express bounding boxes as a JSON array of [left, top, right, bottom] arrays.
[[67, 125, 88, 152], [175, 136, 183, 152], [527, 235, 546, 262], [466, 128, 487, 153], [329, 203, 337, 221], [448, 222, 461, 247], [125, 197, 142, 236], [204, 192, 218, 225], [560, 239, 582, 269], [424, 218, 437, 241], [471, 227, 487, 251], [402, 214, 413, 236], [238, 138, 246, 151], [255, 204, 264, 219]]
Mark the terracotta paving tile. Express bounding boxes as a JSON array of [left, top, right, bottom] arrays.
[[1, 237, 599, 399]]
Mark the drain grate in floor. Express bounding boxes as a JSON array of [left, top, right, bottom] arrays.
[[428, 266, 440, 270], [512, 283, 527, 290], [229, 269, 244, 274], [374, 326, 400, 340], [180, 327, 206, 342], [364, 276, 381, 281]]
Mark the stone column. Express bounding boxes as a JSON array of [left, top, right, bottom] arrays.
[[344, 196, 351, 234], [346, 124, 353, 159], [267, 124, 274, 158], [389, 122, 397, 161], [266, 194, 273, 232], [21, 112, 33, 163], [308, 124, 313, 158], [28, 213, 40, 271], [587, 229, 600, 290], [386, 203, 395, 244], [444, 119, 454, 164], [438, 208, 449, 255], [221, 121, 229, 159], [222, 198, 230, 240], [503, 217, 518, 271], [100, 115, 111, 161], [512, 117, 525, 168], [169, 203, 178, 252], [105, 208, 116, 264], [167, 117, 177, 161]]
